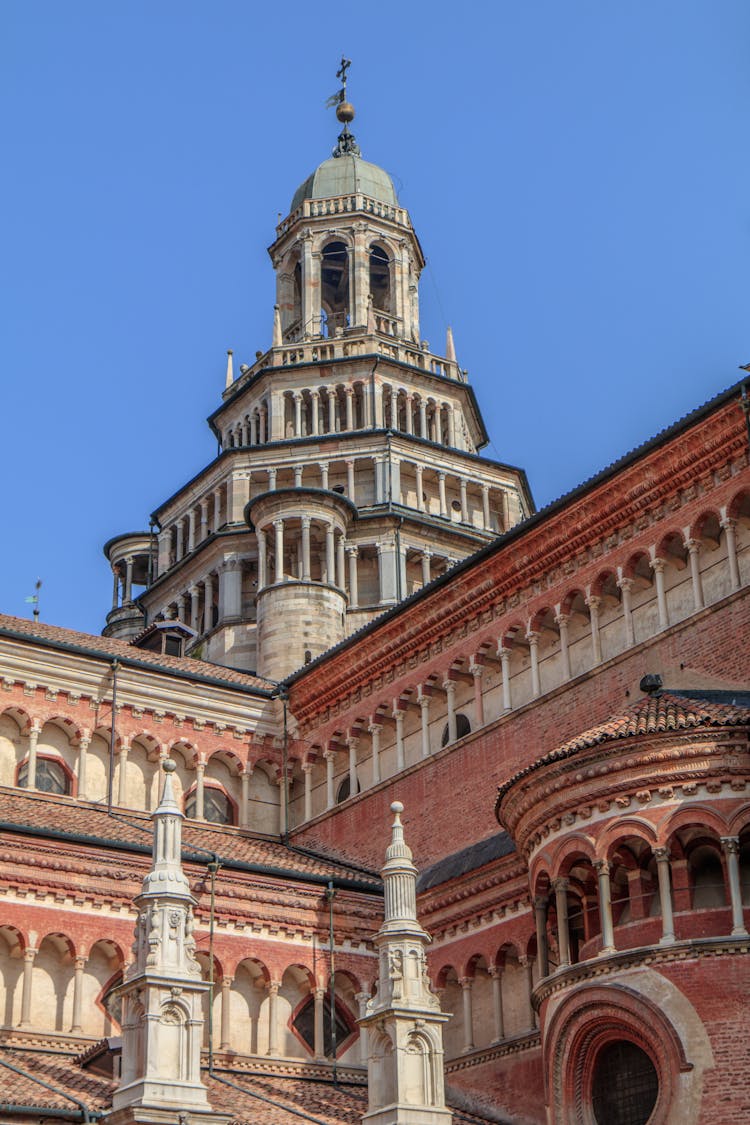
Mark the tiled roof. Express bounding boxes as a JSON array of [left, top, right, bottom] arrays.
[[0, 788, 382, 889], [0, 612, 275, 692], [497, 690, 750, 803], [418, 831, 516, 892], [0, 1050, 505, 1125]]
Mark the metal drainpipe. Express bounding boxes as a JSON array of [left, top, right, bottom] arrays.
[[280, 690, 290, 846], [106, 659, 119, 815], [326, 880, 338, 1086], [207, 858, 220, 1071]]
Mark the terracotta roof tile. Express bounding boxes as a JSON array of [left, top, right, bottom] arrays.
[[0, 788, 381, 888], [497, 690, 750, 804], [0, 612, 275, 692], [0, 1051, 503, 1125]]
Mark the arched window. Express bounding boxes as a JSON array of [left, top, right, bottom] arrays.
[[591, 1040, 658, 1125], [185, 786, 234, 825], [291, 993, 355, 1057], [321, 242, 350, 335], [369, 245, 391, 313], [18, 756, 70, 795], [336, 775, 360, 803], [441, 713, 471, 748]]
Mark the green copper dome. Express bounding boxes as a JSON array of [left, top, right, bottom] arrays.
[[291, 154, 398, 212]]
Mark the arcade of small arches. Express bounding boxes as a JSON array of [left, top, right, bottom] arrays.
[[529, 814, 750, 980], [222, 380, 472, 453], [303, 490, 750, 816], [0, 925, 370, 1064]]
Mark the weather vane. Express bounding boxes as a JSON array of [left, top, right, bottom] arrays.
[[25, 578, 42, 622], [325, 57, 359, 158]]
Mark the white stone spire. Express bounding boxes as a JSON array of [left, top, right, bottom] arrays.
[[273, 303, 282, 347], [361, 802, 450, 1125], [445, 326, 456, 364], [224, 348, 234, 389], [111, 760, 227, 1125]]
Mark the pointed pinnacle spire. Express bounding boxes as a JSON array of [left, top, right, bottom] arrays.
[[225, 348, 234, 389], [141, 758, 191, 899], [445, 326, 456, 364], [273, 304, 282, 347]]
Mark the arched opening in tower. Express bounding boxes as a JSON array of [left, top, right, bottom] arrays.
[[369, 244, 392, 314], [321, 241, 350, 336]]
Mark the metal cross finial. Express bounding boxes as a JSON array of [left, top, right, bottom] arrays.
[[337, 57, 351, 91]]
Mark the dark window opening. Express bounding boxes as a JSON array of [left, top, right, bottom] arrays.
[[591, 1041, 658, 1125], [369, 245, 391, 313], [292, 993, 353, 1058], [441, 712, 471, 748], [336, 776, 360, 803], [321, 242, 350, 336], [185, 787, 234, 825], [165, 635, 183, 657]]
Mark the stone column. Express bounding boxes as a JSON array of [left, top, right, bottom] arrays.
[[319, 461, 329, 490], [189, 584, 200, 632], [220, 976, 233, 1050], [594, 859, 616, 954], [76, 734, 90, 801], [499, 646, 512, 713], [18, 947, 37, 1027], [489, 965, 504, 1042], [447, 405, 456, 447], [555, 612, 571, 679], [293, 392, 302, 437], [176, 594, 186, 623], [685, 538, 705, 610], [393, 707, 405, 771], [187, 510, 196, 554], [325, 524, 335, 585], [525, 956, 537, 1030], [311, 390, 320, 435], [347, 545, 359, 609], [240, 767, 251, 829], [124, 556, 134, 603], [328, 388, 337, 433], [534, 896, 549, 978], [404, 393, 414, 435], [302, 762, 313, 822], [294, 465, 303, 488], [324, 751, 335, 809], [266, 980, 281, 1055], [368, 723, 382, 785], [274, 519, 284, 584], [421, 550, 432, 585], [655, 847, 675, 944], [651, 557, 669, 629], [419, 398, 428, 438], [347, 736, 358, 797], [617, 575, 635, 646], [390, 387, 398, 431], [418, 693, 431, 757], [194, 760, 205, 821], [302, 234, 315, 336], [459, 477, 468, 522], [481, 484, 491, 530], [470, 660, 484, 727], [26, 722, 40, 790], [70, 955, 86, 1032], [586, 595, 602, 665], [438, 471, 448, 518], [111, 566, 120, 609], [257, 529, 267, 589], [345, 387, 354, 430], [175, 520, 184, 560], [268, 467, 277, 490], [336, 533, 346, 591], [278, 775, 288, 835], [346, 458, 355, 501], [415, 463, 425, 511], [459, 977, 475, 1053], [203, 573, 214, 633], [313, 987, 325, 1060], [721, 836, 749, 936], [301, 516, 311, 581], [118, 741, 130, 807], [553, 877, 571, 969], [527, 631, 541, 698], [443, 679, 457, 743], [214, 487, 223, 530], [721, 516, 741, 590], [200, 498, 209, 540]]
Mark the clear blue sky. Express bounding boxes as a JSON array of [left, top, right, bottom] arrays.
[[2, 2, 749, 635]]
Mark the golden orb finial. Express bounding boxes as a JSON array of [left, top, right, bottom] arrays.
[[336, 100, 355, 124]]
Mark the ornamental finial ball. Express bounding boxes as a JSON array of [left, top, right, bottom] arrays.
[[162, 758, 177, 774], [336, 101, 355, 124], [391, 801, 404, 815]]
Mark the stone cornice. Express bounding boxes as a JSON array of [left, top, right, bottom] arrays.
[[532, 934, 750, 1009], [443, 1030, 541, 1073]]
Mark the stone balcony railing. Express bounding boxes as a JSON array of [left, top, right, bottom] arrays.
[[275, 193, 411, 238]]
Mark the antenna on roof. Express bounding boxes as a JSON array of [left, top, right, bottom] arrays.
[[24, 578, 42, 622]]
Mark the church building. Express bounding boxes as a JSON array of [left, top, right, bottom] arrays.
[[0, 70, 748, 1125]]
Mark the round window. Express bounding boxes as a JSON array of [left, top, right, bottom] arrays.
[[591, 1040, 658, 1125]]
